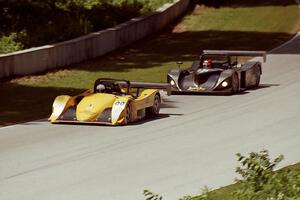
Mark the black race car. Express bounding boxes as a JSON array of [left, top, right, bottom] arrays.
[[167, 50, 266, 94]]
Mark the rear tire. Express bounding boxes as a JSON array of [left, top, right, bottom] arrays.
[[146, 94, 161, 116]]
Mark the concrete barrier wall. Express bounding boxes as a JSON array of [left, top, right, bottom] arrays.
[[0, 0, 190, 79]]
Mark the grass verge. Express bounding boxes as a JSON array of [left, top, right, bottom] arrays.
[[1, 0, 299, 126], [144, 151, 300, 200], [191, 161, 300, 200]]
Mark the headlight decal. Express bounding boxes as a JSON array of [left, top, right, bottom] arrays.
[[170, 80, 175, 86], [221, 81, 228, 87], [169, 78, 178, 89], [215, 78, 232, 90]]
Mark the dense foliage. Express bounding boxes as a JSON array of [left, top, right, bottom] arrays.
[[0, 0, 171, 53], [0, 33, 23, 54], [233, 150, 300, 200]]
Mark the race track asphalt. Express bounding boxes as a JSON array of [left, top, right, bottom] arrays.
[[1, 38, 300, 200]]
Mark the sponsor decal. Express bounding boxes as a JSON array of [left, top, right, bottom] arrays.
[[188, 86, 206, 91]]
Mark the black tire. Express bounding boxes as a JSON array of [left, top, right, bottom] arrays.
[[254, 66, 261, 88], [146, 94, 161, 116], [231, 73, 239, 94], [124, 104, 131, 125]]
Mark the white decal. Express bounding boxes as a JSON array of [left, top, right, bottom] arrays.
[[111, 101, 126, 124]]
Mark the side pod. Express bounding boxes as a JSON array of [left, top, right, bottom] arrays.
[[49, 95, 75, 122]]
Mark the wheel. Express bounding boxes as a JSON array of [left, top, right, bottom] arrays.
[[146, 94, 161, 116], [254, 66, 261, 88], [231, 73, 239, 94], [124, 104, 131, 124]]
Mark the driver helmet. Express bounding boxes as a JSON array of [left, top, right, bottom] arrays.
[[203, 59, 212, 68], [96, 84, 105, 93]]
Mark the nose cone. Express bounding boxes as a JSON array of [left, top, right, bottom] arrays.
[[76, 93, 116, 121]]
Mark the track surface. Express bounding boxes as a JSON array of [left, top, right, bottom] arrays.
[[1, 38, 300, 200]]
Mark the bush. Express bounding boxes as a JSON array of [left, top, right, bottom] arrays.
[[143, 150, 300, 200], [0, 33, 23, 54], [143, 189, 163, 200], [233, 150, 300, 200], [0, 0, 172, 52]]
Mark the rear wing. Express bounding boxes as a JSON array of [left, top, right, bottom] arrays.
[[130, 82, 171, 95], [94, 78, 171, 95], [203, 50, 267, 62]]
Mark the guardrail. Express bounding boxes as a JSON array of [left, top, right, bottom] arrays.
[[0, 0, 190, 79]]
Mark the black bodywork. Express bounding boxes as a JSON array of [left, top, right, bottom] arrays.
[[167, 50, 266, 94]]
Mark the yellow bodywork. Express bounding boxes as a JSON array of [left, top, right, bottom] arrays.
[[48, 95, 75, 122], [49, 88, 159, 126], [76, 93, 116, 121]]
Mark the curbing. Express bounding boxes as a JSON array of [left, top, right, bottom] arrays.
[[0, 0, 190, 79]]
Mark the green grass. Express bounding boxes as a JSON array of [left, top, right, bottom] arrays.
[[112, 0, 173, 11], [1, 0, 299, 126], [186, 4, 298, 33], [190, 162, 300, 200]]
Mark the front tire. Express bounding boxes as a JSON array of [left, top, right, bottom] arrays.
[[254, 66, 261, 88], [124, 104, 131, 125], [231, 73, 239, 94]]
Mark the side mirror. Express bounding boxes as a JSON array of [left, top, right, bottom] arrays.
[[176, 61, 183, 68]]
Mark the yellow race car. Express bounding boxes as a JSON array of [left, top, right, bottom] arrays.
[[49, 78, 170, 125]]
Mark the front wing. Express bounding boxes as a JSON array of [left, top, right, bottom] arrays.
[[170, 87, 233, 95]]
